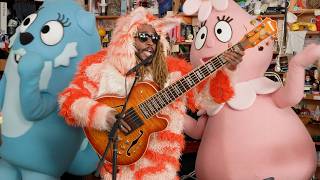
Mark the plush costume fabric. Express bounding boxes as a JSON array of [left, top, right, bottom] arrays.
[[0, 0, 100, 179], [59, 50, 193, 180], [182, 0, 320, 179]]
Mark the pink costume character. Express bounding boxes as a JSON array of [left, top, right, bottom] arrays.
[[182, 0, 320, 179]]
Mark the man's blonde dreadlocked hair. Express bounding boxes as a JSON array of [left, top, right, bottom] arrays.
[[139, 40, 168, 89]]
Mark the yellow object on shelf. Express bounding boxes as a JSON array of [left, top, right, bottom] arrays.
[[290, 22, 317, 31], [98, 27, 106, 37]]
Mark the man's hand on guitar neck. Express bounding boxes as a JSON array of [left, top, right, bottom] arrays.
[[223, 50, 245, 71]]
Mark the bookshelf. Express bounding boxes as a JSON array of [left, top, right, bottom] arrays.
[[95, 15, 120, 20], [259, 14, 285, 18], [304, 94, 320, 101], [291, 9, 319, 14]]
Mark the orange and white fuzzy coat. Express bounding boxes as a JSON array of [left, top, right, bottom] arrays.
[[58, 6, 236, 179], [58, 49, 196, 180]]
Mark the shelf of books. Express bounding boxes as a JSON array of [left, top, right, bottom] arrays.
[[304, 94, 320, 101], [95, 15, 120, 20], [259, 14, 285, 19], [291, 9, 319, 14]]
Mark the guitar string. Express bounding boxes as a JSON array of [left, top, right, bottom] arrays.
[[137, 20, 274, 118], [125, 45, 242, 130], [137, 46, 236, 120], [136, 48, 234, 120]]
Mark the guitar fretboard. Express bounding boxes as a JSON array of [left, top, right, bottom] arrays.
[[138, 43, 243, 119]]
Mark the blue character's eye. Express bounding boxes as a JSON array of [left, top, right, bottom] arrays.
[[214, 16, 233, 43], [194, 26, 208, 50], [20, 13, 37, 33], [40, 21, 64, 46]]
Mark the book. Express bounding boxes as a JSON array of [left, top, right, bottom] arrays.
[[0, 2, 7, 34]]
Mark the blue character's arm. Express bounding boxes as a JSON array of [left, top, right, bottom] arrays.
[[0, 75, 7, 110], [18, 51, 56, 120]]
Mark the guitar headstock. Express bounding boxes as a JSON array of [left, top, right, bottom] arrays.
[[240, 17, 278, 50]]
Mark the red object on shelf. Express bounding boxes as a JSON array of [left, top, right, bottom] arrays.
[[316, 16, 320, 31]]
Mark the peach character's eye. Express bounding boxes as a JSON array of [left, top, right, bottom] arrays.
[[194, 26, 208, 50]]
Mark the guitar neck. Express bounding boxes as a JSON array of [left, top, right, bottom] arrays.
[[138, 43, 244, 119]]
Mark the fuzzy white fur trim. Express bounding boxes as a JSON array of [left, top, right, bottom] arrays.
[[195, 80, 225, 116], [71, 97, 97, 127], [143, 165, 177, 180], [83, 81, 98, 96], [69, 97, 115, 130], [85, 62, 105, 83], [165, 72, 183, 86], [91, 105, 116, 131], [97, 63, 135, 97]]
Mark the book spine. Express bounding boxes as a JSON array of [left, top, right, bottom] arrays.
[[121, 0, 127, 15], [0, 2, 7, 34]]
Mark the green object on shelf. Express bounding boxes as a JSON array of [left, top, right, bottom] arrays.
[[312, 136, 320, 142]]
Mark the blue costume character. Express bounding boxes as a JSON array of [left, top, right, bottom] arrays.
[[0, 0, 101, 179]]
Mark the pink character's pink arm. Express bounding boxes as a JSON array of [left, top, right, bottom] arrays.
[[271, 60, 305, 108], [183, 114, 208, 140], [272, 44, 320, 108]]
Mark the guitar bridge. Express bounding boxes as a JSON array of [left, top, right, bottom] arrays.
[[122, 107, 144, 134]]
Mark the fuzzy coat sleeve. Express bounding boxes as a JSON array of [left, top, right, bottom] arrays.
[[58, 49, 116, 131]]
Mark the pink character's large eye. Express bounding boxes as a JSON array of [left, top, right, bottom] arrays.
[[214, 20, 232, 43], [194, 26, 208, 50]]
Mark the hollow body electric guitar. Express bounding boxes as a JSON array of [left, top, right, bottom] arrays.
[[84, 18, 278, 166]]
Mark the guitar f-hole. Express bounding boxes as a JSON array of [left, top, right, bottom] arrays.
[[127, 130, 144, 156]]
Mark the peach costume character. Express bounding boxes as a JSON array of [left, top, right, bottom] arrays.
[[182, 0, 320, 179]]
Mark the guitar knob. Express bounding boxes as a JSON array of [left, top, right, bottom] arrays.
[[118, 151, 122, 155], [125, 140, 130, 145]]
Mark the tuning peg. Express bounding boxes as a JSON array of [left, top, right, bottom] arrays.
[[259, 35, 265, 40], [250, 19, 258, 25]]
